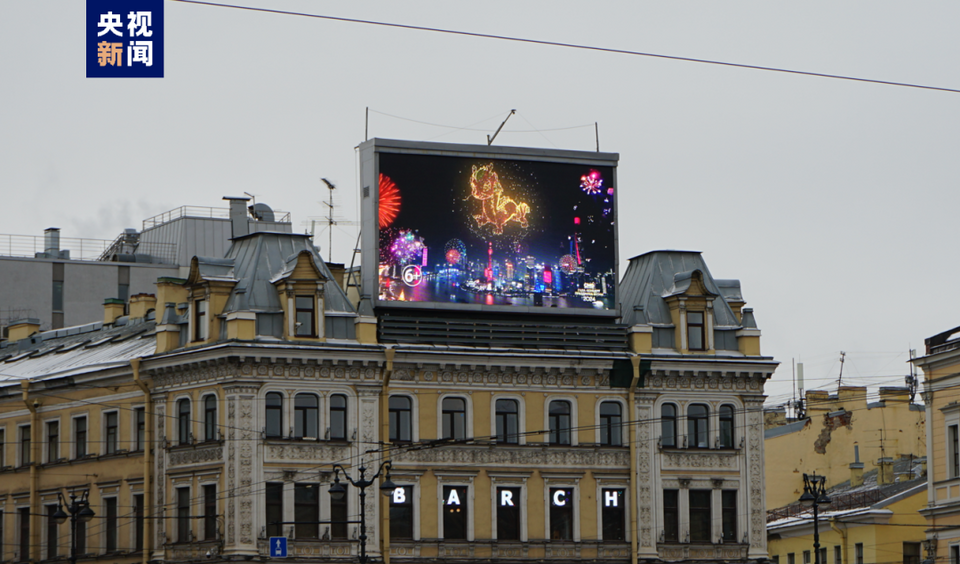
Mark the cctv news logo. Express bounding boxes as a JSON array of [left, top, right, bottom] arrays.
[[87, 0, 164, 78]]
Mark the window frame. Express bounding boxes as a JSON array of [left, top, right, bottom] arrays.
[[662, 489, 679, 542], [688, 489, 712, 543], [855, 543, 863, 564], [134, 407, 146, 452], [45, 504, 58, 560], [104, 496, 118, 553], [73, 416, 87, 459], [193, 298, 207, 342], [293, 393, 319, 440], [599, 487, 626, 542], [329, 394, 347, 441], [203, 395, 217, 442], [441, 396, 468, 441], [547, 486, 576, 541], [687, 404, 710, 449], [548, 399, 573, 446], [719, 404, 735, 449], [294, 295, 317, 338], [103, 411, 119, 454], [598, 400, 623, 446], [134, 493, 145, 552], [494, 398, 521, 444], [493, 484, 524, 541], [265, 392, 284, 438], [176, 398, 191, 445], [45, 419, 59, 463], [661, 403, 678, 448], [294, 483, 320, 540], [439, 482, 471, 541], [388, 395, 413, 443], [18, 425, 30, 467], [203, 484, 217, 541], [721, 489, 737, 542], [389, 485, 415, 540], [265, 483, 283, 538], [176, 487, 191, 543], [951, 424, 960, 478], [687, 310, 705, 351]]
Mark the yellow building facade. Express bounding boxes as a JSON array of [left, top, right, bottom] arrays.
[[0, 238, 778, 564]]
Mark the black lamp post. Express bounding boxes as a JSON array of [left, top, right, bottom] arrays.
[[52, 490, 96, 564], [799, 473, 832, 564], [328, 460, 396, 564]]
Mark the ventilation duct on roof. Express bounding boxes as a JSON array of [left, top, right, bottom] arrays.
[[224, 196, 251, 239]]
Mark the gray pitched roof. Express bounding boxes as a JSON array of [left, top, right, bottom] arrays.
[[618, 250, 742, 328], [218, 232, 355, 316]]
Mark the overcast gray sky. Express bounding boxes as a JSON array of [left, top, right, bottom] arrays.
[[3, 1, 958, 406]]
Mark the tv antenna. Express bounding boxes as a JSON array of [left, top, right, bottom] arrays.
[[305, 178, 358, 262], [487, 109, 516, 146]]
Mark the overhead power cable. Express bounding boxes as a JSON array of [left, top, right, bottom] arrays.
[[170, 0, 960, 95]]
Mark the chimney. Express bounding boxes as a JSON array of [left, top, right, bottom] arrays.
[[103, 298, 125, 325], [223, 196, 251, 239], [805, 390, 831, 413], [129, 293, 157, 321], [326, 262, 346, 291], [7, 319, 40, 343], [850, 444, 864, 487], [878, 387, 910, 404], [44, 228, 61, 256], [877, 457, 895, 485], [155, 302, 182, 354]]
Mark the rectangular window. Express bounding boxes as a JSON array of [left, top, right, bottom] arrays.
[[788, 554, 795, 564], [689, 489, 711, 543], [46, 421, 58, 463], [904, 542, 922, 564], [52, 281, 63, 314], [134, 494, 144, 552], [295, 296, 316, 337], [75, 417, 87, 458], [330, 490, 347, 540], [442, 398, 466, 441], [773, 557, 780, 564], [495, 399, 519, 444], [687, 311, 705, 350], [721, 490, 737, 542], [389, 486, 413, 540], [835, 546, 842, 564], [265, 483, 283, 538], [75, 516, 86, 554], [105, 497, 118, 552], [549, 488, 573, 540], [856, 543, 863, 564], [663, 489, 679, 542], [0, 429, 5, 467], [601, 489, 625, 541], [389, 396, 412, 443], [951, 425, 959, 478], [294, 484, 319, 540], [804, 551, 811, 564], [46, 505, 58, 559], [18, 507, 29, 562], [19, 426, 30, 466], [821, 548, 828, 564], [442, 486, 468, 540], [135, 408, 146, 452], [952, 546, 959, 564], [105, 412, 118, 454], [194, 299, 207, 341], [177, 488, 190, 543], [204, 485, 217, 541], [496, 487, 521, 541]]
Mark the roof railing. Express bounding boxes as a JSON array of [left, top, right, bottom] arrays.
[[142, 206, 291, 230], [0, 234, 113, 262]]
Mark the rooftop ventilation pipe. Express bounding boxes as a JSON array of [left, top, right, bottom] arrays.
[[44, 228, 60, 256], [223, 197, 251, 239]]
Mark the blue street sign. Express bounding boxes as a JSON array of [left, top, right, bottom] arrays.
[[269, 537, 287, 558]]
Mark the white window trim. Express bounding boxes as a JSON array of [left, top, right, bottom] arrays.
[[490, 473, 529, 542], [490, 395, 525, 445], [323, 391, 352, 441], [946, 405, 960, 479], [544, 395, 579, 446], [389, 393, 419, 443], [436, 473, 476, 541], [262, 389, 287, 439], [438, 393, 473, 441], [595, 475, 629, 541], [594, 397, 626, 446], [543, 475, 581, 542]]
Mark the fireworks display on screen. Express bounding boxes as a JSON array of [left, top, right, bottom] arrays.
[[376, 152, 616, 312]]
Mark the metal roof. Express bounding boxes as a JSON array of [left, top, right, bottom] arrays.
[[618, 250, 742, 328]]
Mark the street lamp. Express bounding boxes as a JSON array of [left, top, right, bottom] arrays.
[[799, 473, 832, 564], [53, 490, 96, 564], [329, 460, 396, 564]]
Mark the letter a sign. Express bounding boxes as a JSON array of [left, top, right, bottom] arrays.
[[269, 537, 287, 558]]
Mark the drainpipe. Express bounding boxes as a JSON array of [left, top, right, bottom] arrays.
[[380, 347, 395, 564], [131, 358, 153, 564], [629, 355, 641, 564], [830, 517, 847, 564], [22, 380, 40, 563]]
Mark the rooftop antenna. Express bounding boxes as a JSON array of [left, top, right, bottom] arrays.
[[838, 351, 846, 389], [907, 348, 918, 402], [487, 109, 516, 146], [796, 362, 806, 419], [243, 191, 257, 208], [321, 178, 336, 261]]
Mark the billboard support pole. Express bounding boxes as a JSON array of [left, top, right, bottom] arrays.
[[365, 107, 369, 141], [487, 109, 516, 145], [595, 122, 600, 152]]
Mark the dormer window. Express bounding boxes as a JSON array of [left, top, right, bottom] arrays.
[[194, 299, 208, 341], [295, 296, 316, 337], [687, 311, 704, 351]]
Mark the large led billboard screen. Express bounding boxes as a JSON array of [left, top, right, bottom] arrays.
[[360, 139, 619, 317]]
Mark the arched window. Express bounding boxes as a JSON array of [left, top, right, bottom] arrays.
[[687, 404, 709, 449], [265, 392, 283, 438], [294, 394, 319, 439], [549, 400, 572, 445], [719, 404, 735, 448], [204, 395, 217, 441], [661, 404, 677, 447], [442, 397, 466, 440], [389, 396, 412, 443], [177, 399, 191, 445], [330, 394, 347, 440], [599, 401, 622, 446], [495, 399, 519, 444]]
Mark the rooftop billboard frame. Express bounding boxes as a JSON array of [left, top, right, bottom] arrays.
[[359, 138, 620, 318]]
